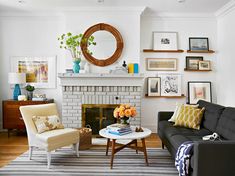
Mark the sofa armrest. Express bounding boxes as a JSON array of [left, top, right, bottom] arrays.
[[158, 111, 174, 122], [193, 141, 235, 176]]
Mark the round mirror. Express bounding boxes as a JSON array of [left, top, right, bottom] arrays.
[[81, 23, 124, 67], [88, 31, 116, 60]]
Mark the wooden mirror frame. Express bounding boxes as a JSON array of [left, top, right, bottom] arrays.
[[81, 23, 124, 67]]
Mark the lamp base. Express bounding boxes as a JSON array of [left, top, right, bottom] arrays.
[[13, 84, 21, 100]]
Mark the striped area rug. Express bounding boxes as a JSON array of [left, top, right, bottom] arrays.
[[0, 147, 178, 176]]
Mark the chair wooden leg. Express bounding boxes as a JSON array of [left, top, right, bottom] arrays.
[[75, 142, 79, 157], [47, 152, 51, 169], [29, 146, 33, 160]]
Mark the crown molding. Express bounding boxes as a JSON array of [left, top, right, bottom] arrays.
[[142, 12, 215, 19], [0, 6, 146, 17], [215, 0, 235, 18]]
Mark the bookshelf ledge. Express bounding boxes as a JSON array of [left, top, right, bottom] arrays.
[[187, 50, 215, 53], [184, 69, 212, 72], [143, 49, 184, 53], [145, 94, 185, 98]]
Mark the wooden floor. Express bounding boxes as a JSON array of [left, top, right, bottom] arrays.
[[0, 131, 162, 168]]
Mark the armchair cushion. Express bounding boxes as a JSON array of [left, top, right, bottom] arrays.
[[33, 115, 64, 134], [36, 128, 79, 151]]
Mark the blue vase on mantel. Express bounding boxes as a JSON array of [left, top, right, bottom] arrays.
[[73, 60, 80, 73]]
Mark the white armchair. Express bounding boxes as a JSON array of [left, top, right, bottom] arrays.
[[20, 103, 79, 168]]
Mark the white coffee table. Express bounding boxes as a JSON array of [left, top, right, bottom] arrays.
[[99, 127, 152, 169]]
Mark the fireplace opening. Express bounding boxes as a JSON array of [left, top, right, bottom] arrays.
[[82, 104, 119, 136]]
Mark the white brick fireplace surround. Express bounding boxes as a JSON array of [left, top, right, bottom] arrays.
[[58, 73, 144, 128]]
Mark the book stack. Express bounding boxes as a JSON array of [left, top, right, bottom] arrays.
[[106, 123, 132, 136]]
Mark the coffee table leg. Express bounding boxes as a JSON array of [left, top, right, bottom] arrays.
[[111, 139, 116, 169], [135, 139, 138, 154], [141, 138, 149, 166], [106, 138, 110, 156]]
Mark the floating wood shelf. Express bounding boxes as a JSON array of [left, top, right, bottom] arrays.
[[143, 49, 184, 53], [145, 94, 185, 98], [184, 69, 212, 72], [187, 50, 215, 53]]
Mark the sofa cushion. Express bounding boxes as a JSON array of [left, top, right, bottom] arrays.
[[216, 107, 235, 140], [198, 100, 225, 132], [174, 106, 205, 130]]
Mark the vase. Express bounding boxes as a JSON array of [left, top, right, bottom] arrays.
[[27, 91, 33, 100], [121, 116, 130, 125], [73, 60, 81, 73], [84, 62, 90, 73]]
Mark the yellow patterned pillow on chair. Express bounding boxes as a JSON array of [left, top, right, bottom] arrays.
[[32, 115, 64, 134], [174, 106, 205, 130]]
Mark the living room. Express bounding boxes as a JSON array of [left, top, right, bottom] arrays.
[[0, 0, 235, 175]]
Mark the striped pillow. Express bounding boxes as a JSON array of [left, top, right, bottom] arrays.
[[174, 106, 205, 130]]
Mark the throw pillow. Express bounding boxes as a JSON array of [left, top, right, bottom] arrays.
[[32, 115, 64, 134], [174, 106, 205, 130], [168, 103, 199, 122]]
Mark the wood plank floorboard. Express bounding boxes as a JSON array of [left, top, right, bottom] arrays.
[[0, 132, 162, 168]]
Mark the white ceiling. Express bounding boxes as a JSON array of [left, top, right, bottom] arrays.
[[0, 0, 231, 15]]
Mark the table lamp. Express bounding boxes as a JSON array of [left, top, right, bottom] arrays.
[[8, 73, 26, 100]]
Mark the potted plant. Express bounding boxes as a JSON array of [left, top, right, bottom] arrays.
[[58, 32, 96, 73], [25, 84, 35, 100], [113, 104, 137, 125]]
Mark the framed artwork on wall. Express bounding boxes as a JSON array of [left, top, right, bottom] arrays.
[[188, 81, 212, 104], [186, 56, 203, 70], [189, 37, 209, 51], [159, 74, 182, 96], [199, 61, 211, 70], [146, 58, 177, 71], [153, 32, 178, 50], [10, 56, 57, 88], [147, 77, 161, 96]]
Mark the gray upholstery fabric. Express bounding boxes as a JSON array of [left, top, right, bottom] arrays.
[[216, 107, 235, 140], [198, 100, 225, 132]]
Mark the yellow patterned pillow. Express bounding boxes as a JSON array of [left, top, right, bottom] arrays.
[[174, 106, 205, 130], [32, 115, 64, 134]]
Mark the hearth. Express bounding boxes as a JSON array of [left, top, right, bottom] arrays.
[[82, 104, 118, 135]]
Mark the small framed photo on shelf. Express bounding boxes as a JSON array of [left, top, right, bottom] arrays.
[[159, 74, 182, 96], [189, 37, 209, 51], [153, 32, 178, 50], [147, 77, 161, 96], [146, 58, 177, 71], [199, 61, 211, 70], [188, 81, 212, 104], [186, 56, 203, 70]]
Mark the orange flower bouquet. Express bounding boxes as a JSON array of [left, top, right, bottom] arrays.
[[113, 104, 137, 125]]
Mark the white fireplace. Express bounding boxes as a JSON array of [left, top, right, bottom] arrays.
[[58, 73, 144, 128]]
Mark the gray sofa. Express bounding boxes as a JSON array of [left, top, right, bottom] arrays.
[[158, 100, 235, 176]]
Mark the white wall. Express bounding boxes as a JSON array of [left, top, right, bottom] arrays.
[[0, 11, 218, 132], [217, 7, 235, 106], [140, 16, 217, 132]]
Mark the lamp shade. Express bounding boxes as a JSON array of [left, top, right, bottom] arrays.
[[8, 72, 26, 84]]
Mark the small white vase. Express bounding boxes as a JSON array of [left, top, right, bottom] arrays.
[[84, 62, 90, 73]]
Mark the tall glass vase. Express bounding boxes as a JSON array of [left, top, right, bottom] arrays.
[[73, 60, 81, 73]]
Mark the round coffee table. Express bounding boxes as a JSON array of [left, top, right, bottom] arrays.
[[99, 127, 152, 169]]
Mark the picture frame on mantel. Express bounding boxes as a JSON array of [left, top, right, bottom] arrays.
[[10, 56, 57, 88], [153, 32, 178, 50], [146, 58, 177, 71], [188, 81, 212, 104], [147, 77, 161, 96], [189, 37, 209, 51]]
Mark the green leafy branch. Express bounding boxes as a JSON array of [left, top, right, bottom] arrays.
[[58, 32, 96, 61]]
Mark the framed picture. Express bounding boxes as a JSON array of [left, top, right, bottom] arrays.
[[189, 37, 209, 51], [10, 56, 57, 88], [199, 61, 211, 70], [146, 58, 177, 71], [188, 81, 212, 104], [147, 77, 161, 96], [153, 32, 178, 50], [159, 74, 182, 96], [186, 56, 203, 70]]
